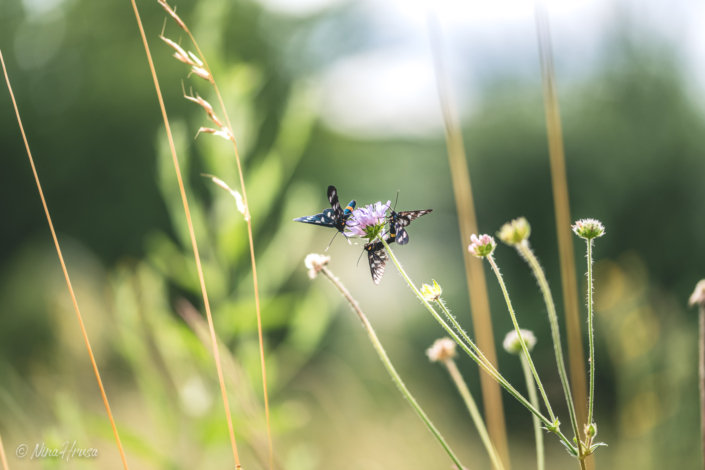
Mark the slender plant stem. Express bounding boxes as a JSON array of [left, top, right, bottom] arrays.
[[427, 14, 510, 468], [516, 241, 581, 444], [487, 255, 555, 422], [586, 239, 595, 427], [535, 5, 590, 455], [0, 433, 9, 470], [128, 6, 242, 467], [182, 26, 274, 470], [699, 302, 705, 470], [520, 353, 545, 470], [318, 266, 466, 470], [444, 358, 505, 470], [1, 50, 129, 470], [378, 238, 579, 454]]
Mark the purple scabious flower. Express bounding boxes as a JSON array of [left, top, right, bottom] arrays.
[[346, 200, 391, 239]]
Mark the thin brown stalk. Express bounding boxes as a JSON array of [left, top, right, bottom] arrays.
[[0, 433, 9, 470], [689, 281, 705, 470], [127, 6, 242, 467], [1, 50, 129, 470], [534, 5, 590, 465], [426, 14, 510, 470], [183, 33, 274, 470]]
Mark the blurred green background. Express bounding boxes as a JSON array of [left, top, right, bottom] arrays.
[[1, 0, 704, 468]]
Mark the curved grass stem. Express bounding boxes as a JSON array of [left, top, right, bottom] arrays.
[[486, 255, 556, 423], [443, 358, 505, 470], [516, 241, 581, 447], [128, 6, 241, 467], [2, 50, 129, 470], [318, 266, 466, 470]]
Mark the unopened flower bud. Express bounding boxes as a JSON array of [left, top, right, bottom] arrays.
[[420, 280, 442, 301], [468, 234, 496, 258], [689, 280, 705, 307], [572, 219, 605, 240], [585, 422, 597, 438], [497, 217, 531, 246], [503, 329, 537, 354], [304, 253, 330, 279], [426, 338, 456, 362]]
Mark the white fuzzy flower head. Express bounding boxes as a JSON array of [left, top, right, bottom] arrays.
[[420, 280, 443, 301], [572, 219, 605, 240], [503, 329, 537, 355], [468, 234, 496, 258], [304, 253, 330, 279], [426, 338, 456, 362], [497, 217, 531, 246]]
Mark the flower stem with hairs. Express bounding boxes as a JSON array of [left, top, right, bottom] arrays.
[[313, 262, 466, 469], [378, 238, 578, 455], [520, 352, 545, 470], [444, 356, 504, 470]]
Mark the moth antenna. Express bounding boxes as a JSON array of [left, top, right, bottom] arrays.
[[357, 248, 366, 267], [325, 231, 340, 252], [393, 190, 400, 212]]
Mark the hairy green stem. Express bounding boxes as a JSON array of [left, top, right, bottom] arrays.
[[486, 255, 556, 422], [444, 358, 505, 470], [516, 241, 582, 447], [520, 352, 545, 470], [379, 238, 577, 454], [586, 239, 595, 428], [318, 266, 466, 469]]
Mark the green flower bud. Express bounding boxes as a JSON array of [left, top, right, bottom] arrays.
[[571, 219, 605, 240], [497, 217, 531, 246]]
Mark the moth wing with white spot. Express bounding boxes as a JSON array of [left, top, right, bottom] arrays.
[[368, 245, 388, 285], [397, 210, 433, 227], [327, 185, 342, 219], [294, 208, 337, 227]]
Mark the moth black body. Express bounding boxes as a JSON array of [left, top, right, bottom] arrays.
[[389, 209, 433, 245], [363, 233, 394, 285], [293, 185, 356, 249]]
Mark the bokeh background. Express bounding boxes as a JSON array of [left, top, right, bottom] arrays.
[[1, 0, 704, 468]]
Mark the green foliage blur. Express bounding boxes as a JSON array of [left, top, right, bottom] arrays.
[[1, 0, 704, 468]]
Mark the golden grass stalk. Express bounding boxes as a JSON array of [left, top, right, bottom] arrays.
[[534, 4, 591, 467], [0, 433, 9, 470], [159, 2, 274, 465], [0, 50, 129, 470], [426, 14, 510, 470], [127, 5, 242, 467]]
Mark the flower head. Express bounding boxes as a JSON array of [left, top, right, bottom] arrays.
[[426, 338, 456, 362], [420, 280, 443, 301], [572, 219, 605, 240], [304, 253, 330, 279], [497, 217, 531, 246], [468, 234, 496, 258], [503, 329, 537, 354], [346, 201, 390, 240]]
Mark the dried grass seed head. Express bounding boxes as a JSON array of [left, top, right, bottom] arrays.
[[160, 36, 195, 66], [196, 126, 232, 141], [158, 0, 187, 30]]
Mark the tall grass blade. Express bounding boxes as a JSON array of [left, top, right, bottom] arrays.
[[1, 50, 130, 470], [427, 14, 510, 470], [126, 6, 242, 467], [534, 4, 591, 466]]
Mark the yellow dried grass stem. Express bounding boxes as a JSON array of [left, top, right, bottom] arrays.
[[1, 50, 129, 470], [182, 30, 274, 470], [127, 5, 242, 467], [534, 4, 591, 467], [0, 433, 9, 470], [427, 15, 510, 470]]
